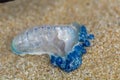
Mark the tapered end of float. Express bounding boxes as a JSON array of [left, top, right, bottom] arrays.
[[11, 40, 22, 55]]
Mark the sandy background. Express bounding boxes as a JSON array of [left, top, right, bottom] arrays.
[[0, 0, 120, 80]]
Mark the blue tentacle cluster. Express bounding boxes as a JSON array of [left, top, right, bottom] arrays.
[[50, 24, 94, 72]]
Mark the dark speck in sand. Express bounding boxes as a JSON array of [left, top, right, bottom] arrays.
[[0, 0, 14, 3]]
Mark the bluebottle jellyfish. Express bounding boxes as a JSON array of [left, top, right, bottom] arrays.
[[11, 22, 94, 72]]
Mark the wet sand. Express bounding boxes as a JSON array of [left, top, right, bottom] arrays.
[[0, 0, 120, 80]]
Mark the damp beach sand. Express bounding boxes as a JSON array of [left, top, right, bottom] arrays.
[[0, 0, 120, 80]]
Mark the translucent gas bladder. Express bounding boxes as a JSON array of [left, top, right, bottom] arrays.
[[11, 24, 80, 56]]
